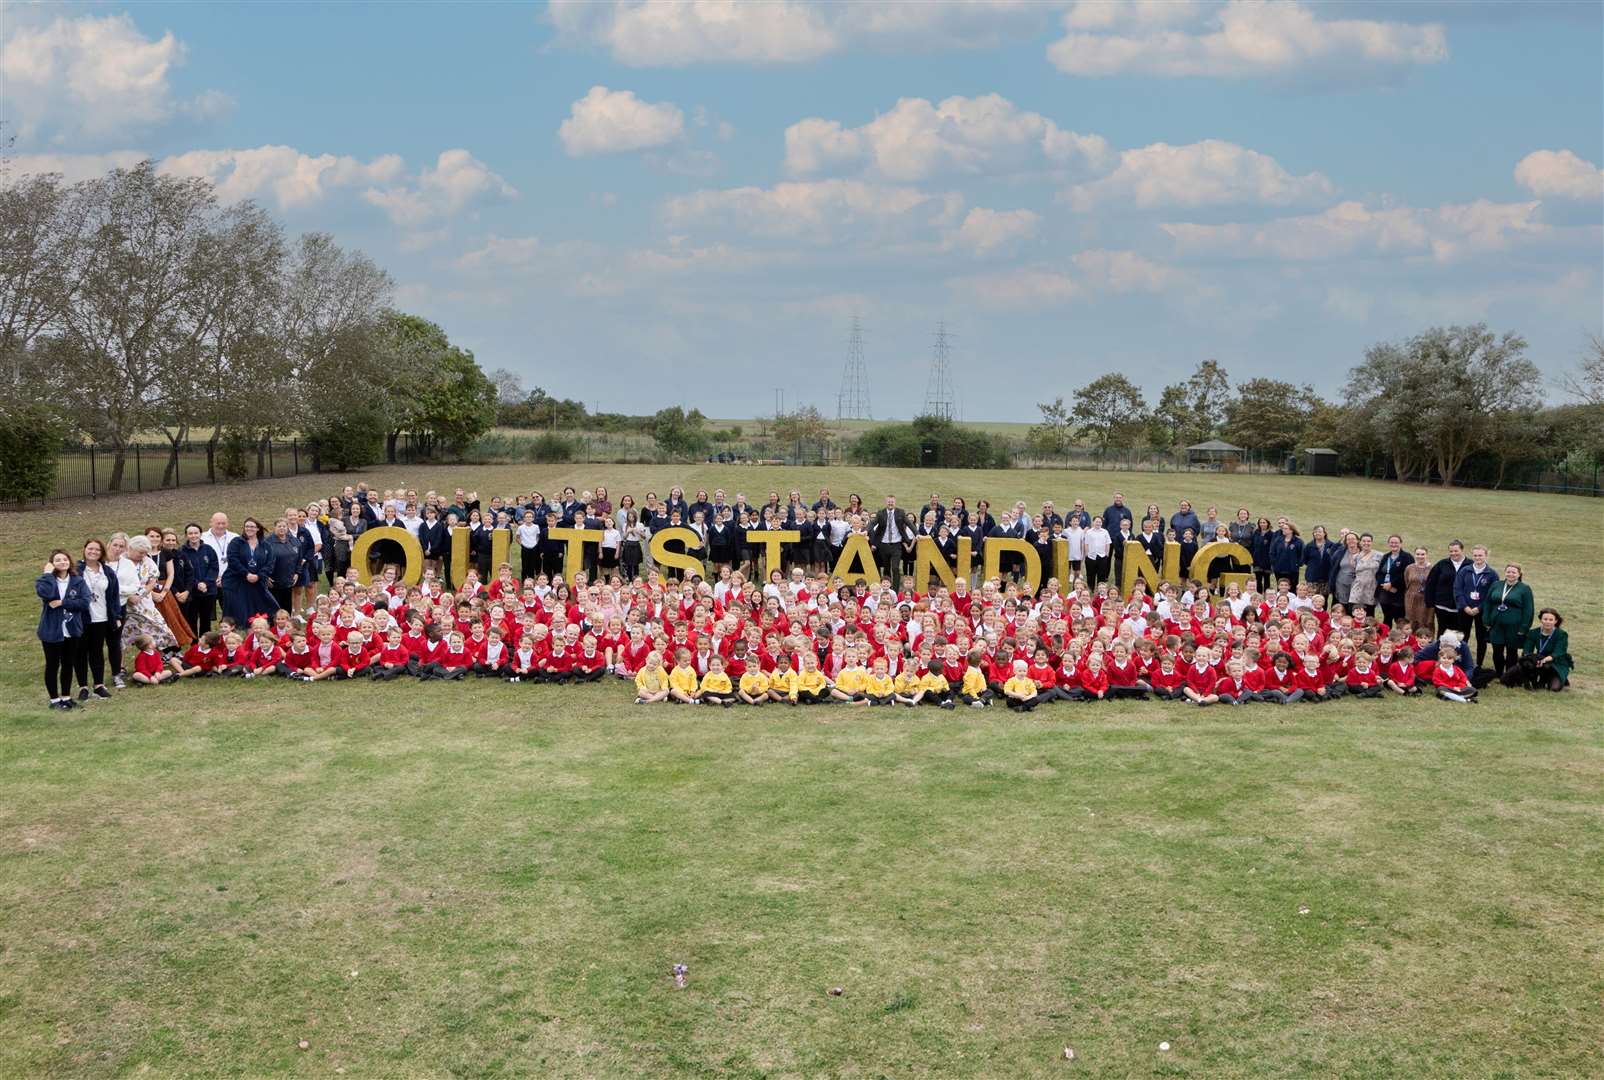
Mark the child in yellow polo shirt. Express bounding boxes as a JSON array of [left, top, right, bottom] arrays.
[[634, 650, 670, 704], [767, 654, 798, 703], [1004, 659, 1039, 712], [958, 647, 991, 708], [668, 646, 700, 704], [791, 653, 830, 705], [831, 647, 869, 705], [862, 655, 895, 706], [893, 662, 926, 706], [699, 655, 734, 707], [920, 659, 956, 710], [738, 663, 771, 706]]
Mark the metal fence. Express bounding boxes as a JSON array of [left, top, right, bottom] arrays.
[[1012, 447, 1292, 473]]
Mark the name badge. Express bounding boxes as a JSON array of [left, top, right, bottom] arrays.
[[1470, 591, 1480, 600]]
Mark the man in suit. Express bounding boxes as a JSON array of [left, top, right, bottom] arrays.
[[1454, 544, 1499, 669], [1375, 533, 1413, 626], [870, 495, 913, 588], [1424, 540, 1469, 635]]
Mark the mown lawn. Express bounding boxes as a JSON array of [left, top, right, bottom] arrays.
[[1, 465, 1600, 1078]]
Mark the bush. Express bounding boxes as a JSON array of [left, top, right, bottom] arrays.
[[0, 401, 66, 505], [849, 415, 1012, 469], [306, 404, 385, 471], [217, 429, 251, 482], [530, 432, 574, 462]]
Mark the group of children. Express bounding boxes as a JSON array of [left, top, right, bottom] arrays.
[[122, 549, 1483, 709]]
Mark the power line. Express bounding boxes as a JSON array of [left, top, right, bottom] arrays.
[[836, 314, 872, 420], [923, 321, 956, 420]]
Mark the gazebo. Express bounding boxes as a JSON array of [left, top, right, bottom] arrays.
[[1184, 439, 1245, 468]]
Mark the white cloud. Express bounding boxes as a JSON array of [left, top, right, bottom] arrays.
[[547, 0, 1061, 66], [953, 249, 1176, 310], [662, 179, 964, 242], [0, 13, 232, 142], [362, 149, 518, 229], [785, 94, 1109, 181], [952, 207, 1041, 255], [1514, 149, 1604, 201], [1162, 198, 1551, 262], [1048, 0, 1448, 82], [6, 151, 149, 184], [548, 0, 836, 65], [559, 86, 686, 156], [159, 146, 404, 208], [1065, 139, 1335, 210]]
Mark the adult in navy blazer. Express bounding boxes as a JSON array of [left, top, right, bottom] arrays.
[[37, 550, 91, 709], [1300, 526, 1342, 594], [1101, 493, 1134, 538], [1375, 534, 1413, 624], [222, 518, 279, 624], [1423, 541, 1469, 634], [1453, 544, 1499, 667], [178, 523, 219, 636]]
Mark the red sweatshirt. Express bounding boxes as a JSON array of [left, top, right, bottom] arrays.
[[1079, 667, 1109, 698], [1430, 664, 1469, 692], [1150, 667, 1183, 693], [1386, 659, 1416, 688], [1184, 663, 1217, 696], [1294, 666, 1328, 694], [134, 650, 165, 679], [1345, 664, 1380, 690], [1213, 674, 1250, 697]]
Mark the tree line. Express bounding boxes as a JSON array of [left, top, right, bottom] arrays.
[[1030, 332, 1604, 486], [0, 161, 498, 497]]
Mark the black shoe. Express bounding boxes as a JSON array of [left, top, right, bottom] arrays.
[[78, 687, 90, 702], [61, 698, 79, 710], [93, 686, 111, 699]]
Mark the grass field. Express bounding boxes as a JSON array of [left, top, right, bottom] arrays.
[[2, 465, 1600, 1077]]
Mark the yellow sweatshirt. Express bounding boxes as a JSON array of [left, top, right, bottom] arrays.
[[834, 667, 867, 694], [1004, 675, 1037, 698], [635, 667, 667, 694], [920, 672, 950, 693], [699, 671, 732, 694], [893, 670, 924, 695], [768, 668, 798, 695], [863, 673, 894, 697], [739, 670, 771, 696], [792, 669, 828, 699], [668, 665, 699, 695], [961, 668, 988, 696]]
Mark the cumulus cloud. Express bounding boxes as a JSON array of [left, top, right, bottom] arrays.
[[1162, 199, 1551, 262], [952, 207, 1041, 255], [547, 0, 1060, 66], [0, 13, 232, 142], [1514, 149, 1604, 201], [5, 151, 149, 184], [159, 146, 405, 208], [1048, 0, 1448, 82], [1064, 139, 1334, 210], [784, 94, 1109, 181], [952, 249, 1176, 310], [662, 179, 964, 242], [559, 86, 686, 156], [362, 149, 518, 229]]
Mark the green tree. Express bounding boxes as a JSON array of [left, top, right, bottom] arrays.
[[0, 400, 65, 505], [1148, 383, 1191, 451], [1027, 397, 1074, 457], [1349, 324, 1539, 485], [1185, 358, 1231, 440], [306, 398, 386, 471], [1222, 378, 1318, 453], [651, 406, 709, 459], [409, 343, 497, 454], [1069, 375, 1149, 454], [772, 405, 831, 445]]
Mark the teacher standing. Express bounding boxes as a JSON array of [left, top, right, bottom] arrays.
[[222, 518, 279, 625], [870, 496, 913, 588]]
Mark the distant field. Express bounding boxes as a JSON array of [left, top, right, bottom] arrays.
[[2, 464, 1599, 1077]]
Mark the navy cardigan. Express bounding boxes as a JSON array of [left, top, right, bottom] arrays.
[[36, 572, 90, 642]]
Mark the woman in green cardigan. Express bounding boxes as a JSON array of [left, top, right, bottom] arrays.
[[1481, 562, 1534, 678], [1503, 608, 1572, 692]]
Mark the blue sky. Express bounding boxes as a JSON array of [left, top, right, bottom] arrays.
[[5, 1, 1601, 419]]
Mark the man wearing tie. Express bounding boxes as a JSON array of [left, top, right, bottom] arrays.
[[870, 496, 913, 588]]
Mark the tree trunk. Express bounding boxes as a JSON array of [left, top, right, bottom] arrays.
[[108, 448, 128, 492], [206, 428, 221, 483], [161, 424, 188, 487], [386, 430, 399, 464], [256, 435, 268, 478]]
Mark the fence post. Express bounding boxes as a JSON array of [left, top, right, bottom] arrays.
[[293, 439, 300, 475], [268, 440, 275, 477], [174, 445, 180, 489], [135, 444, 142, 492], [89, 446, 97, 499]]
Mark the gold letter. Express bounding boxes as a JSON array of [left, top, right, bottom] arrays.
[[648, 526, 705, 580], [1121, 539, 1182, 594], [913, 535, 973, 594], [981, 538, 1042, 595], [830, 534, 879, 585], [449, 525, 468, 587], [351, 526, 423, 587], [754, 530, 801, 580], [1191, 540, 1254, 591], [549, 527, 604, 581]]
